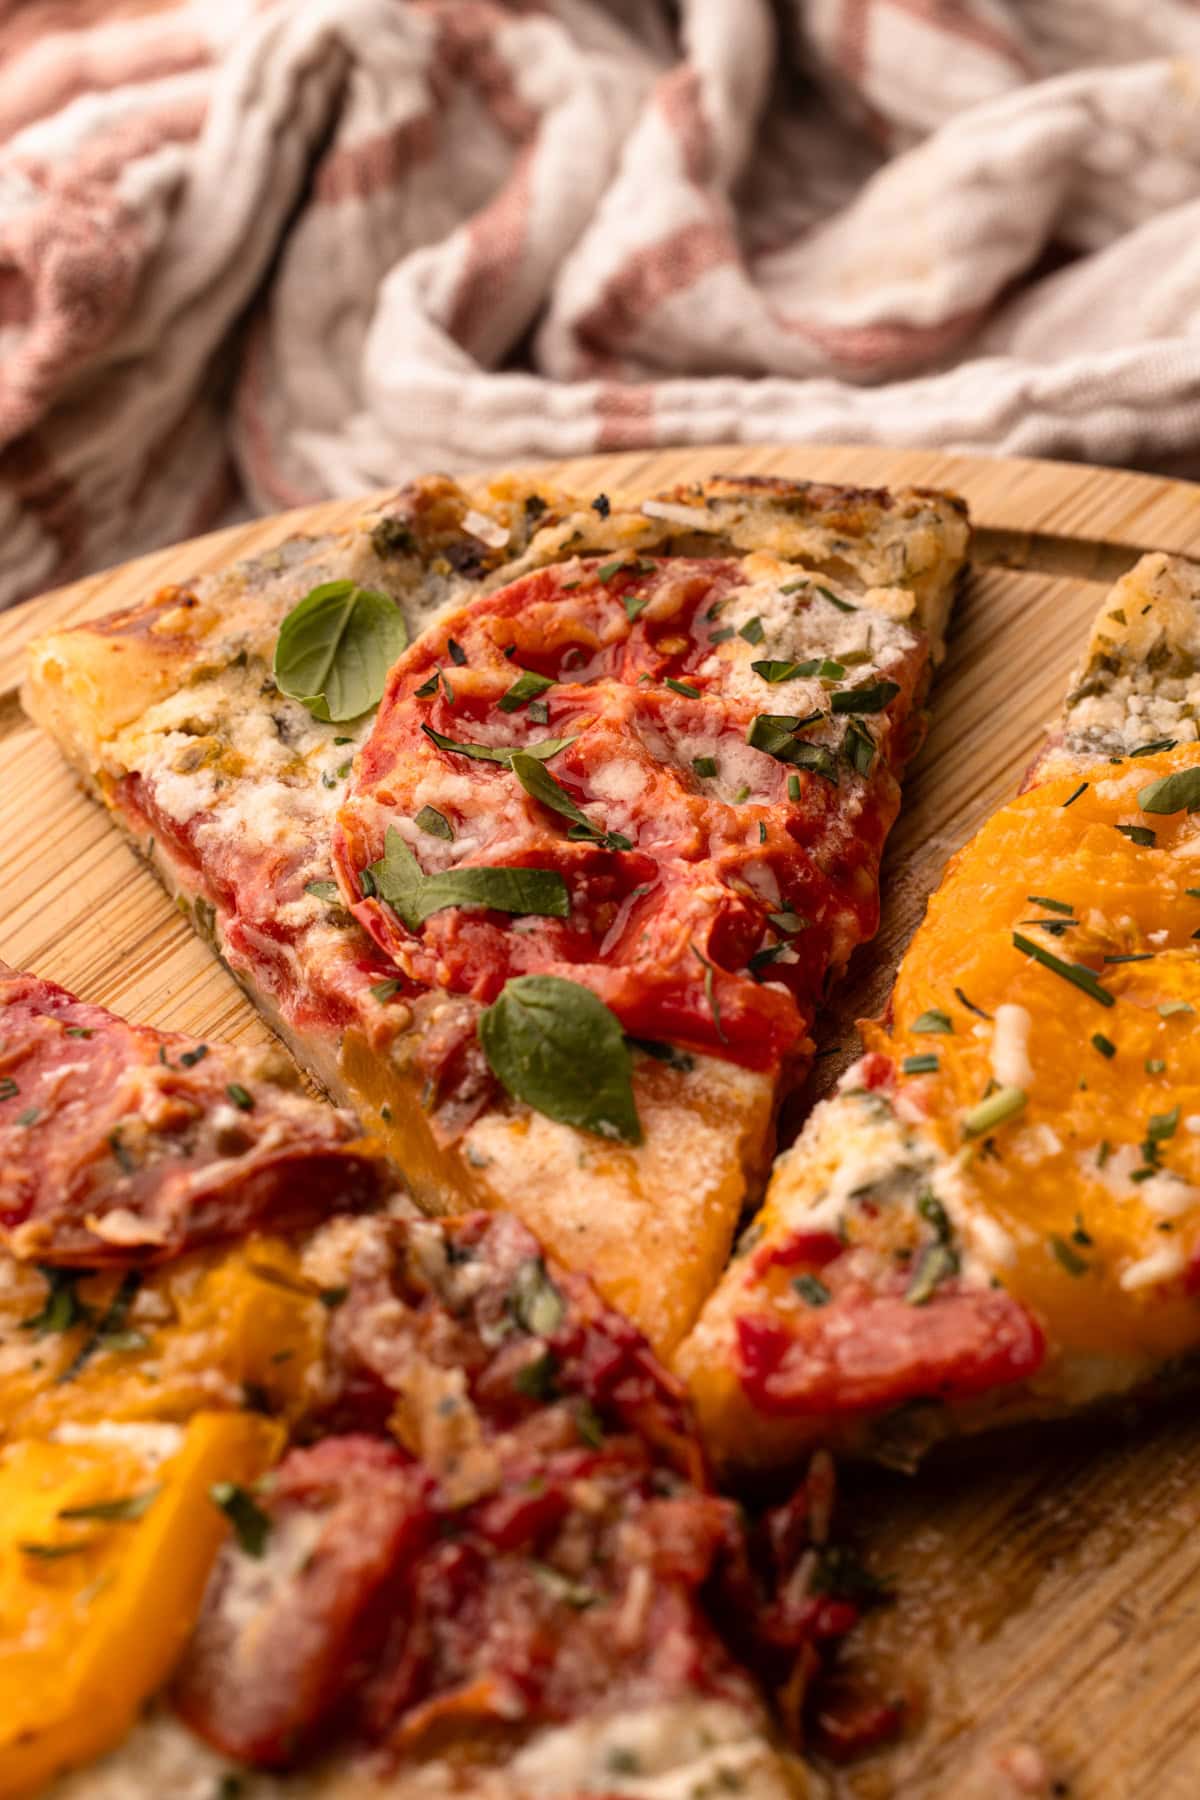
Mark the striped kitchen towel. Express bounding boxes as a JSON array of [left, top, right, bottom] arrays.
[[5, 0, 1200, 606]]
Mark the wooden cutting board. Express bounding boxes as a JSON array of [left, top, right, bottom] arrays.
[[5, 445, 1200, 1800]]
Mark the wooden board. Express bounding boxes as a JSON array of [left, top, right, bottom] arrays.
[[4, 445, 1200, 1799]]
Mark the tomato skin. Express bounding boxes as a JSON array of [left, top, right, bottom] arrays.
[[173, 1437, 436, 1767], [735, 1279, 1046, 1419], [336, 555, 928, 1075]]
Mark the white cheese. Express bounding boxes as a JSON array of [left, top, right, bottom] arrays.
[[989, 1003, 1033, 1090], [1120, 1243, 1186, 1290], [52, 1420, 183, 1468]]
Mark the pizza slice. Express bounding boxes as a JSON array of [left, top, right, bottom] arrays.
[[24, 471, 968, 1354], [0, 968, 862, 1799], [677, 551, 1200, 1470]]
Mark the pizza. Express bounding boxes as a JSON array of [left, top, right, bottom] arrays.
[[676, 551, 1200, 1470], [0, 965, 873, 1799], [23, 471, 970, 1355]]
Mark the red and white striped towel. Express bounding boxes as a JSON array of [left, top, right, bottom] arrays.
[[5, 0, 1200, 608]]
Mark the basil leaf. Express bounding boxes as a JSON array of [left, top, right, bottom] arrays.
[[274, 581, 408, 722], [499, 670, 555, 714], [479, 975, 641, 1144], [421, 725, 574, 764], [1137, 767, 1200, 814], [511, 753, 630, 851], [830, 680, 900, 715], [415, 805, 453, 840], [750, 658, 842, 684], [366, 827, 568, 930]]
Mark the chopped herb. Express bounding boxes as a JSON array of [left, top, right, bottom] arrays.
[[1145, 1059, 1167, 1077], [831, 680, 900, 715], [906, 1242, 958, 1305], [226, 1083, 254, 1112], [108, 1128, 136, 1175], [592, 493, 610, 517], [413, 672, 440, 698], [1104, 952, 1154, 964], [421, 724, 574, 765], [793, 1273, 831, 1307], [359, 868, 377, 898], [21, 1268, 93, 1338], [498, 670, 555, 713], [902, 1053, 940, 1075], [179, 1045, 209, 1068], [438, 669, 455, 704], [59, 1486, 160, 1524], [514, 1350, 559, 1400], [528, 697, 550, 725], [1138, 767, 1200, 814], [370, 979, 403, 1003], [768, 910, 807, 935], [690, 942, 727, 1043], [1186, 888, 1200, 899], [627, 1038, 695, 1074], [56, 1270, 143, 1384], [1062, 783, 1088, 808], [1130, 739, 1178, 757], [1092, 1033, 1116, 1058], [210, 1482, 271, 1558], [317, 1286, 349, 1310], [65, 1027, 93, 1040], [16, 1107, 38, 1127], [19, 1540, 95, 1560], [746, 714, 835, 780], [917, 1191, 953, 1243], [596, 559, 627, 581], [509, 1258, 565, 1337], [747, 944, 786, 978], [1098, 1140, 1112, 1167], [758, 820, 767, 844], [1012, 932, 1114, 1007], [954, 986, 992, 1021], [1072, 1214, 1094, 1246], [532, 1561, 597, 1610], [738, 616, 765, 645], [446, 638, 467, 666], [333, 736, 352, 745], [304, 879, 340, 901], [693, 756, 718, 778], [415, 805, 453, 840], [709, 626, 736, 644], [787, 773, 801, 802], [1049, 1234, 1088, 1276], [842, 718, 876, 775], [1027, 896, 1074, 915], [623, 593, 648, 621], [664, 677, 700, 698], [912, 1009, 953, 1034], [1115, 824, 1156, 847], [575, 1399, 606, 1448], [0, 1077, 18, 1102], [962, 1086, 1027, 1136]]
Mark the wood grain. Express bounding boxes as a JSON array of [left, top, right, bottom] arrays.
[[5, 445, 1200, 1800]]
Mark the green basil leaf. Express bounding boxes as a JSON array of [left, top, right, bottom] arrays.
[[1137, 767, 1200, 814], [59, 1485, 161, 1523], [511, 752, 630, 850], [479, 975, 641, 1144], [499, 670, 555, 714], [415, 805, 453, 840], [366, 827, 568, 930], [274, 581, 408, 722], [421, 725, 574, 764]]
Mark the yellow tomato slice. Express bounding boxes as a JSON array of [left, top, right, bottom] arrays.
[[0, 1410, 281, 1797], [0, 1237, 326, 1440]]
